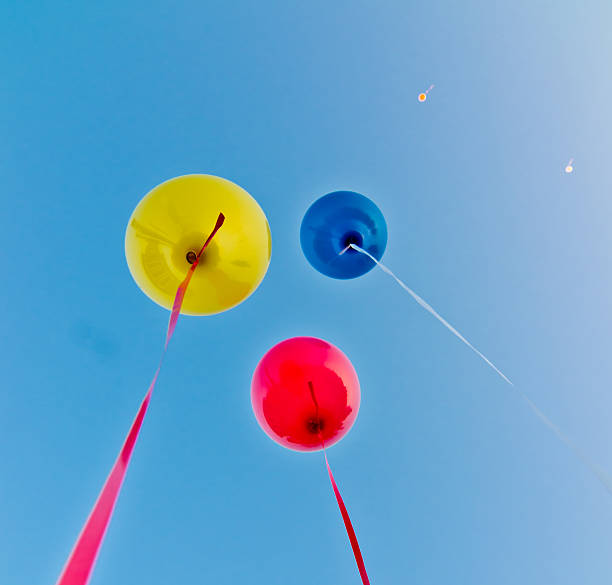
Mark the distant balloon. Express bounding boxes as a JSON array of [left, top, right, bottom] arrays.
[[251, 336, 360, 451], [418, 84, 434, 102], [565, 158, 574, 174], [125, 174, 271, 315], [300, 191, 387, 279]]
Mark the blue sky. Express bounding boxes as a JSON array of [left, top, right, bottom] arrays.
[[2, 1, 612, 583]]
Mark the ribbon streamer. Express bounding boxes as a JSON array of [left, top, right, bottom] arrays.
[[307, 381, 370, 584], [324, 453, 371, 585], [348, 244, 511, 385], [55, 213, 225, 585], [350, 243, 612, 495]]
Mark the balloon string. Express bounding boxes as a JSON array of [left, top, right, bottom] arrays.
[[54, 378, 155, 585], [308, 381, 370, 584], [166, 212, 225, 346], [56, 213, 225, 585], [349, 243, 612, 495], [349, 244, 512, 384], [324, 453, 371, 585]]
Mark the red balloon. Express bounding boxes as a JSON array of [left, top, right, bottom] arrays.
[[251, 337, 360, 451]]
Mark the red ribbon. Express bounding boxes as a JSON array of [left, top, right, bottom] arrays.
[[324, 452, 371, 585], [307, 380, 370, 583], [55, 213, 225, 585]]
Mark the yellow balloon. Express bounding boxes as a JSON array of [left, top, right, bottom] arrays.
[[125, 174, 271, 315]]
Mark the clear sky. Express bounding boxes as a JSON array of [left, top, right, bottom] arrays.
[[2, 1, 612, 584]]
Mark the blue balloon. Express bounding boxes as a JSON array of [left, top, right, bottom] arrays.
[[300, 191, 387, 279]]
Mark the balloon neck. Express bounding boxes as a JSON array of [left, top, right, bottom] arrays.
[[186, 251, 197, 264], [341, 231, 363, 251], [306, 417, 325, 435]]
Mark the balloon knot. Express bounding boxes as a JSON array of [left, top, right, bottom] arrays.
[[341, 231, 363, 251], [306, 417, 325, 435], [186, 251, 197, 264]]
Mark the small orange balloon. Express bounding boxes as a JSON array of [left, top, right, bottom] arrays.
[[418, 93, 426, 102], [565, 165, 573, 174]]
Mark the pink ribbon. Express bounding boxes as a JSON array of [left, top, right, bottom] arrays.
[[308, 381, 370, 585], [55, 213, 225, 585], [308, 381, 370, 584], [324, 452, 371, 585]]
